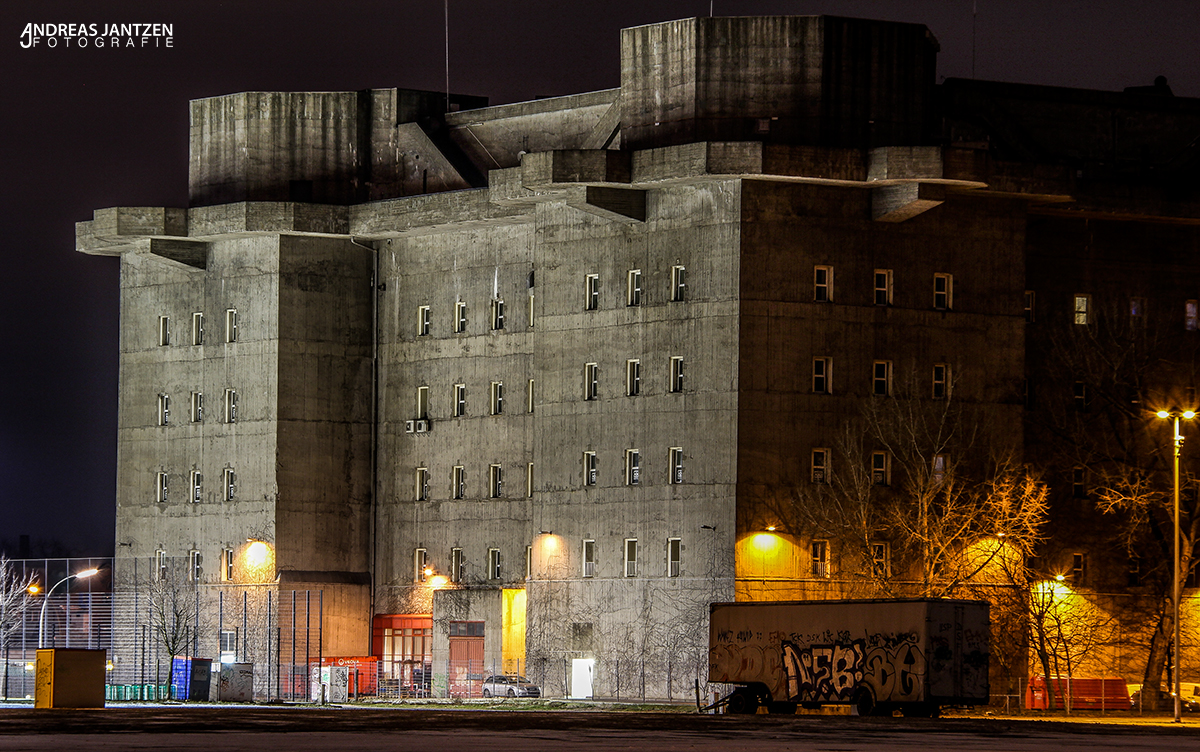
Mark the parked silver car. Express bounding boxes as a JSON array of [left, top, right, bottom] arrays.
[[481, 675, 541, 698]]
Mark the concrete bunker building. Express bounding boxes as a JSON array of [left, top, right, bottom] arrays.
[[78, 16, 1200, 700]]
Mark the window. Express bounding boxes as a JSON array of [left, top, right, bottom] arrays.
[[583, 452, 598, 486], [669, 447, 684, 484], [872, 361, 892, 396], [416, 467, 429, 501], [158, 315, 171, 346], [488, 548, 502, 580], [1071, 552, 1086, 583], [668, 538, 682, 577], [582, 539, 596, 578], [490, 464, 503, 498], [627, 269, 642, 306], [624, 539, 638, 577], [453, 384, 466, 417], [418, 305, 431, 336], [626, 449, 641, 486], [158, 393, 170, 426], [156, 472, 168, 503], [1073, 381, 1087, 412], [1073, 467, 1086, 498], [417, 386, 429, 419], [874, 270, 892, 306], [1130, 297, 1144, 318], [525, 545, 533, 579], [814, 266, 832, 302], [1024, 291, 1036, 323], [871, 451, 890, 485], [626, 359, 641, 396], [584, 363, 599, 400], [671, 265, 687, 302], [491, 299, 505, 330], [1127, 557, 1141, 587], [585, 274, 599, 311], [225, 308, 238, 342], [527, 294, 535, 328], [934, 274, 953, 310], [1074, 294, 1090, 325], [219, 629, 237, 663], [455, 301, 467, 333], [811, 540, 829, 577], [490, 381, 504, 415], [526, 463, 534, 498], [225, 388, 238, 423], [450, 548, 464, 583], [811, 449, 828, 484], [870, 542, 889, 577], [189, 550, 203, 582], [414, 548, 428, 582], [527, 379, 535, 413], [223, 468, 236, 502], [222, 548, 234, 582], [812, 357, 831, 394], [1188, 300, 1199, 331], [192, 312, 204, 345], [932, 364, 949, 399], [191, 470, 203, 502], [452, 465, 465, 499], [670, 356, 684, 393], [449, 621, 484, 637], [155, 549, 167, 580], [932, 454, 947, 485], [190, 392, 204, 422]]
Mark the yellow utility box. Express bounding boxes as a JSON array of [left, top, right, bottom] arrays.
[[35, 649, 106, 708]]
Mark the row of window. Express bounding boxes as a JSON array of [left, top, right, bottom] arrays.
[[156, 390, 238, 425], [584, 357, 685, 400], [808, 449, 946, 486], [157, 310, 238, 346], [1063, 293, 1200, 330], [810, 359, 950, 397], [155, 468, 237, 503], [804, 540, 891, 578], [415, 537, 685, 583], [153, 548, 236, 582], [811, 267, 953, 309]]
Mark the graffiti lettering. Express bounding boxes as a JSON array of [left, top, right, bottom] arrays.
[[781, 634, 927, 704]]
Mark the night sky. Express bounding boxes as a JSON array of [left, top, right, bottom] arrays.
[[1, 1, 1196, 557]]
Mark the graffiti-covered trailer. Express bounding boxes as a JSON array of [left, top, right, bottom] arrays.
[[709, 598, 989, 716]]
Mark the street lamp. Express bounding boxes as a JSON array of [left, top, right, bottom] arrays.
[[1156, 409, 1194, 723], [37, 568, 99, 649]]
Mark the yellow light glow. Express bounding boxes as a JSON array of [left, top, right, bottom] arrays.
[[1158, 411, 1170, 418], [1185, 411, 1196, 420], [76, 568, 100, 579], [106, 661, 114, 672], [423, 566, 434, 577], [24, 663, 34, 672], [1055, 573, 1065, 582], [428, 575, 448, 589], [752, 533, 781, 551], [27, 584, 40, 595], [543, 534, 558, 550], [766, 525, 777, 532], [246, 541, 269, 566]]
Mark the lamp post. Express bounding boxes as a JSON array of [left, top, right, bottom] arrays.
[[37, 568, 99, 649], [1156, 409, 1193, 723]]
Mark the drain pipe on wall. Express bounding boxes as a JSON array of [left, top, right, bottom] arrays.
[[351, 235, 381, 657]]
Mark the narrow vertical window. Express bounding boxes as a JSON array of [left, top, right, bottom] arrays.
[[625, 449, 641, 485], [1073, 467, 1086, 498], [455, 301, 467, 333], [225, 388, 238, 423], [585, 274, 599, 311], [525, 545, 533, 579], [934, 274, 953, 310], [527, 379, 535, 413], [932, 454, 947, 485], [223, 468, 236, 502], [453, 384, 466, 417], [626, 359, 641, 396], [671, 265, 687, 302], [191, 470, 203, 502], [490, 381, 504, 415], [222, 548, 234, 581], [1130, 297, 1144, 318], [158, 393, 171, 426], [491, 299, 505, 330], [526, 462, 534, 498], [191, 392, 204, 422], [158, 316, 171, 346], [192, 312, 204, 345], [156, 472, 169, 503], [452, 465, 465, 499], [488, 548, 502, 580], [1071, 552, 1086, 583], [416, 467, 429, 501], [670, 356, 685, 393], [417, 386, 429, 419], [414, 548, 428, 582], [874, 270, 892, 306], [582, 539, 596, 578], [1073, 381, 1087, 412], [1187, 300, 1198, 331], [1127, 557, 1140, 587], [872, 361, 892, 396], [489, 464, 503, 498], [527, 293, 535, 328], [811, 540, 829, 577], [584, 363, 599, 400], [932, 363, 949, 399], [1024, 291, 1036, 323], [814, 266, 833, 302], [418, 305, 431, 336], [811, 449, 828, 484], [668, 538, 682, 577], [871, 542, 890, 577], [1073, 294, 1090, 325], [668, 447, 684, 484], [225, 308, 238, 342], [583, 451, 598, 486], [189, 550, 203, 582], [812, 357, 831, 394], [624, 539, 638, 577], [450, 548, 463, 583], [627, 269, 643, 306], [871, 451, 890, 485]]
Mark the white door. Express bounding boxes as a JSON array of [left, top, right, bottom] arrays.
[[570, 658, 594, 699]]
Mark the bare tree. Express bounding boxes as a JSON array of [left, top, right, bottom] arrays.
[[1, 556, 36, 697]]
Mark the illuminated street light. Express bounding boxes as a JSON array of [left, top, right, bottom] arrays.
[[1156, 409, 1193, 723], [38, 567, 99, 649]]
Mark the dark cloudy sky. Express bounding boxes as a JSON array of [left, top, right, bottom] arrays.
[[1, 0, 1196, 556]]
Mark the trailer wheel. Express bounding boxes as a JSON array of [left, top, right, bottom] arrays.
[[727, 688, 760, 714], [853, 686, 877, 717]]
